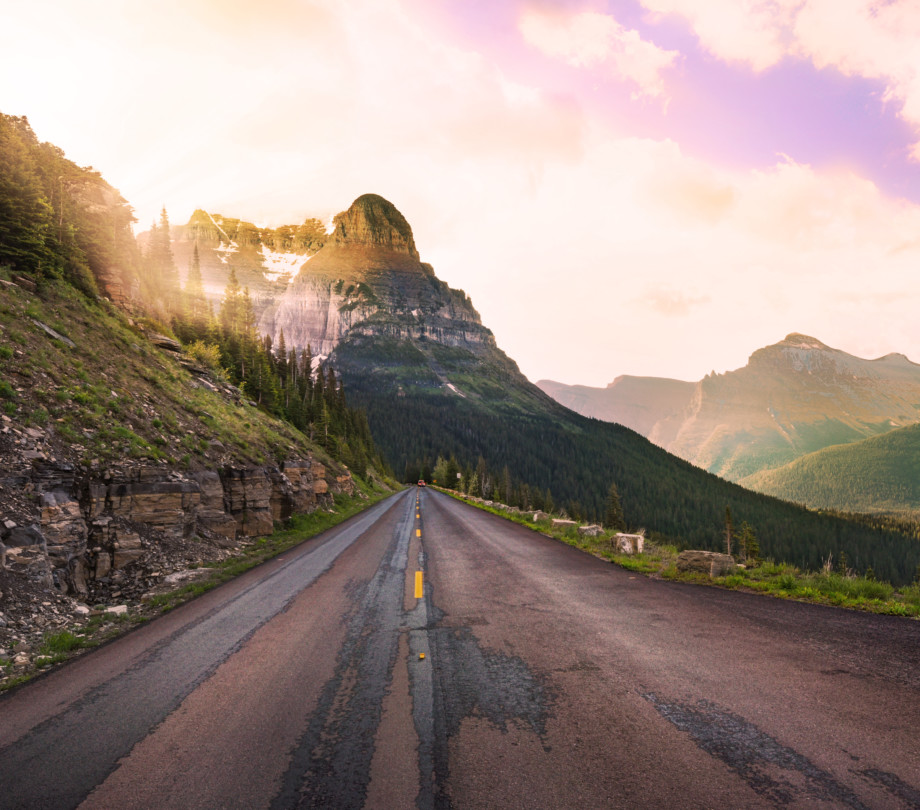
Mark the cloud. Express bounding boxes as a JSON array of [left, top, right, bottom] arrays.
[[641, 0, 920, 156], [519, 8, 678, 99], [639, 287, 711, 316], [457, 131, 920, 383], [6, 0, 920, 384]]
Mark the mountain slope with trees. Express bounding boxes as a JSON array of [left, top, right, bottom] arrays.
[[285, 196, 920, 584], [742, 424, 920, 517]]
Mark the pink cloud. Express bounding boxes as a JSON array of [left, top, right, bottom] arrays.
[[519, 7, 678, 99], [642, 0, 920, 157]]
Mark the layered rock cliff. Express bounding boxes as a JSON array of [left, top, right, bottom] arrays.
[[259, 194, 494, 358], [2, 456, 343, 602], [0, 266, 359, 673], [158, 195, 492, 360]]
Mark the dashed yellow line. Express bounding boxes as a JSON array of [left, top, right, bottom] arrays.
[[414, 571, 424, 599]]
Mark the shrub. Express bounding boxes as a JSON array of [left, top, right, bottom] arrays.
[[186, 341, 228, 379], [40, 631, 83, 654]]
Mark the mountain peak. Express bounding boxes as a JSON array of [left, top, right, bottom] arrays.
[[330, 194, 419, 259], [779, 333, 828, 350]]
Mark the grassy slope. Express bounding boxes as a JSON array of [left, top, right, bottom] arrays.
[[0, 270, 337, 470], [741, 424, 920, 516]]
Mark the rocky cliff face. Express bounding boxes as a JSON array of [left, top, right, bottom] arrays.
[[259, 194, 494, 358], [541, 334, 920, 481], [159, 195, 491, 360], [1, 456, 346, 603], [329, 193, 419, 257], [0, 267, 362, 677]]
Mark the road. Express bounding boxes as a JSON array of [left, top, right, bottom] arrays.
[[1, 488, 919, 809]]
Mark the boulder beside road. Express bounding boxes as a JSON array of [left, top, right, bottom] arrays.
[[676, 550, 736, 578]]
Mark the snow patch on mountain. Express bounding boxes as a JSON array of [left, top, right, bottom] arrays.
[[261, 246, 307, 283]]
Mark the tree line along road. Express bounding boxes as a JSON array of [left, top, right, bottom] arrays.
[[1, 487, 918, 809]]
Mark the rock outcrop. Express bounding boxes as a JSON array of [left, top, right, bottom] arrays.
[[0, 457, 348, 599], [329, 193, 419, 257]]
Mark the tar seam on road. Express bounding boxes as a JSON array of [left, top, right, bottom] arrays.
[[412, 491, 554, 809], [270, 489, 418, 810], [407, 490, 437, 810], [643, 693, 872, 809]]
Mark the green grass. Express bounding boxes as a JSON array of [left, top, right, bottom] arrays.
[[39, 630, 83, 654]]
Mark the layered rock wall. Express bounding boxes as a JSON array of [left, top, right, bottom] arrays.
[[0, 457, 348, 598]]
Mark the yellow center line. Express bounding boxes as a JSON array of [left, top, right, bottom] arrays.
[[414, 571, 424, 599], [416, 528, 421, 537]]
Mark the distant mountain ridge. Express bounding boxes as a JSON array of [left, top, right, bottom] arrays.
[[164, 193, 919, 583], [539, 334, 920, 482], [537, 376, 695, 437]]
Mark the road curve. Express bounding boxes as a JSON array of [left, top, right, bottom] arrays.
[[1, 488, 919, 809]]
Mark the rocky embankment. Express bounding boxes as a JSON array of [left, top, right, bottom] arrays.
[[0, 449, 352, 679]]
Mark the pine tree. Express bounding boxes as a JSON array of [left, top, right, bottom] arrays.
[[739, 522, 760, 562], [446, 456, 459, 489], [0, 115, 57, 276], [837, 550, 849, 577], [150, 206, 178, 310], [276, 329, 288, 389], [179, 242, 209, 340], [219, 268, 243, 336], [604, 482, 626, 530], [738, 521, 759, 561], [724, 506, 734, 557]]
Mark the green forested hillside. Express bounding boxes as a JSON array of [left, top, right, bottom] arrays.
[[0, 114, 139, 299], [742, 424, 920, 517], [333, 335, 920, 585]]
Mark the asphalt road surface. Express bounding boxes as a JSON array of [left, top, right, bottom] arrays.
[[2, 488, 919, 809]]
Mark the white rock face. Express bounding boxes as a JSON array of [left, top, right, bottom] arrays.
[[260, 276, 356, 357]]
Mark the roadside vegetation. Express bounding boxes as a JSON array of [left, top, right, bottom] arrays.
[[0, 484, 394, 693], [441, 488, 920, 619]]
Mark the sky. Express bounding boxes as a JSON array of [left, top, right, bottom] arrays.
[[3, 0, 920, 386]]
